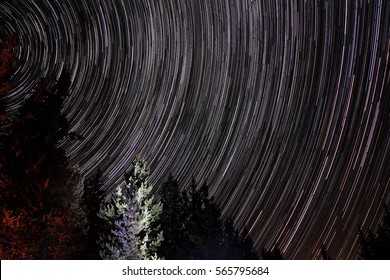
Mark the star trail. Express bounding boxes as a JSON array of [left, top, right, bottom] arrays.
[[0, 0, 389, 259]]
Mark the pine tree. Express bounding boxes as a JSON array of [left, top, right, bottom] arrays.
[[320, 244, 331, 260], [239, 227, 258, 259], [181, 179, 222, 259], [0, 35, 17, 122], [0, 71, 87, 259], [198, 182, 224, 259], [358, 205, 390, 259], [159, 174, 191, 259], [219, 220, 258, 259], [166, 179, 223, 259], [221, 217, 242, 259], [0, 36, 18, 183], [82, 169, 105, 259], [159, 175, 258, 259], [260, 245, 284, 260], [98, 177, 138, 259], [99, 159, 163, 259]]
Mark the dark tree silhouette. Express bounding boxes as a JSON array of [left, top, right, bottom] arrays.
[[0, 35, 17, 151], [260, 245, 284, 260], [239, 226, 258, 259], [0, 36, 18, 218], [358, 205, 390, 259], [221, 217, 242, 259], [159, 175, 258, 260], [187, 179, 224, 259], [221, 219, 258, 259], [0, 36, 17, 104], [0, 71, 87, 259], [158, 174, 189, 259], [320, 244, 332, 260], [82, 168, 105, 259]]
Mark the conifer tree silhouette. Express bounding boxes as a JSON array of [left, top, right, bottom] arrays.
[[358, 205, 390, 259], [0, 70, 87, 259]]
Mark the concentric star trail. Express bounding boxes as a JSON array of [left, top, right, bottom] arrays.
[[1, 0, 389, 259]]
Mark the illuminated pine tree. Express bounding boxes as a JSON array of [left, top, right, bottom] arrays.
[[99, 159, 163, 259], [98, 179, 138, 259]]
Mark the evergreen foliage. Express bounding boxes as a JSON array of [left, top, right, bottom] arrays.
[[0, 36, 17, 122], [358, 205, 390, 259], [221, 217, 242, 259], [320, 244, 331, 260], [159, 175, 258, 259], [159, 175, 187, 258], [0, 35, 18, 167], [240, 227, 258, 259], [0, 69, 87, 259], [82, 169, 105, 259], [98, 176, 138, 259], [260, 245, 284, 260], [98, 159, 163, 259], [186, 179, 224, 259]]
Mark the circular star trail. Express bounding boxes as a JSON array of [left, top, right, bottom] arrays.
[[1, 0, 389, 259]]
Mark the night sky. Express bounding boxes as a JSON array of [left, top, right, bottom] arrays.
[[1, 0, 389, 259]]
